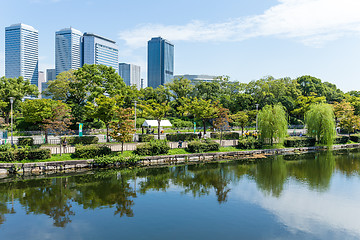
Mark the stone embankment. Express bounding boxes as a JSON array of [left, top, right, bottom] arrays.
[[0, 143, 359, 177]]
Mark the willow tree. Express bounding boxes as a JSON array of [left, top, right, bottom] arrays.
[[258, 104, 288, 145], [305, 103, 335, 146]]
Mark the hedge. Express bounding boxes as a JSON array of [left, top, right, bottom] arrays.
[[18, 137, 34, 146], [61, 136, 99, 145], [350, 135, 360, 143], [0, 149, 51, 162], [138, 134, 155, 142], [134, 140, 170, 156], [73, 145, 112, 158], [166, 133, 198, 142], [210, 132, 240, 140], [237, 138, 263, 149], [187, 139, 219, 153], [284, 137, 316, 148], [334, 136, 349, 144]]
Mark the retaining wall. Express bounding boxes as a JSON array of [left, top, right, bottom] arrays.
[[1, 143, 359, 177]]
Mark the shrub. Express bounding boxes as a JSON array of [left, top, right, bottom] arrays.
[[73, 145, 112, 158], [0, 152, 15, 162], [171, 119, 193, 128], [210, 132, 240, 140], [138, 134, 155, 142], [237, 138, 263, 149], [0, 144, 11, 152], [25, 149, 51, 160], [350, 135, 360, 143], [134, 140, 170, 156], [61, 136, 99, 145], [166, 133, 198, 142], [187, 139, 220, 153], [0, 149, 51, 162], [334, 136, 349, 144], [18, 137, 34, 146], [284, 137, 316, 148]]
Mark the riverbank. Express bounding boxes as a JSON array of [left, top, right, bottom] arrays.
[[1, 143, 359, 177]]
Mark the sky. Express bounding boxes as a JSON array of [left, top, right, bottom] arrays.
[[1, 0, 360, 92]]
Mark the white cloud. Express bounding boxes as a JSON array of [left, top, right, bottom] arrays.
[[118, 0, 360, 48]]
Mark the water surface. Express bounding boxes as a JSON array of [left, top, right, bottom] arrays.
[[1, 149, 360, 240]]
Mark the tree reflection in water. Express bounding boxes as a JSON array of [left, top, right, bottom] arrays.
[[0, 149, 359, 227]]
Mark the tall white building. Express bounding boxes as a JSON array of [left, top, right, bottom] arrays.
[[119, 63, 141, 89], [83, 33, 119, 72], [5, 23, 39, 86], [55, 27, 82, 76]]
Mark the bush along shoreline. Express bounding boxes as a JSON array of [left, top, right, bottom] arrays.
[[0, 135, 359, 165]]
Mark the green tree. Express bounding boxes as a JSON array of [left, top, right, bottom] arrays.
[[45, 65, 126, 127], [333, 100, 360, 136], [184, 97, 219, 134], [231, 111, 249, 135], [110, 108, 135, 153], [85, 96, 119, 142], [140, 100, 171, 140], [22, 99, 72, 143], [43, 70, 75, 101], [0, 76, 39, 123], [213, 107, 231, 146], [258, 104, 288, 146], [305, 103, 336, 146]]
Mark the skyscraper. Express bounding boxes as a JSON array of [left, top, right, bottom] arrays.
[[119, 63, 141, 89], [82, 33, 119, 72], [5, 23, 39, 86], [46, 69, 56, 81], [55, 27, 82, 75], [147, 37, 174, 89]]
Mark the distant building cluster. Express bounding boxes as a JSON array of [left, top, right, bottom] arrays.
[[4, 23, 221, 98]]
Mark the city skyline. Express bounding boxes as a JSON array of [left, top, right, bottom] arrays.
[[1, 0, 360, 92]]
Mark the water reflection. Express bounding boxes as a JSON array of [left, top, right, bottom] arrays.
[[0, 149, 360, 232]]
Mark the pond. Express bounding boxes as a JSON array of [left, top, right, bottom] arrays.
[[0, 149, 360, 240]]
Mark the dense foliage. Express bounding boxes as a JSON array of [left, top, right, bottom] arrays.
[[73, 145, 112, 158], [133, 140, 170, 156], [187, 139, 220, 153], [305, 103, 336, 146]]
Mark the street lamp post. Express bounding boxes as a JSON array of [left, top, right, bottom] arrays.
[[255, 104, 259, 132], [9, 97, 15, 145], [133, 100, 137, 142]]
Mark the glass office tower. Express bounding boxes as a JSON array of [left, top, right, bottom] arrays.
[[82, 33, 119, 72], [119, 63, 141, 90], [55, 27, 82, 76], [147, 37, 174, 89], [5, 23, 39, 86]]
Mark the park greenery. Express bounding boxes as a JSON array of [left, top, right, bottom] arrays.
[[1, 64, 360, 162]]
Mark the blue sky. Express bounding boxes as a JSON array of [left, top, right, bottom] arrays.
[[1, 0, 360, 92]]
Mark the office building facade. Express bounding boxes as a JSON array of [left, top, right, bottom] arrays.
[[55, 27, 82, 76], [174, 74, 218, 85], [83, 33, 118, 72], [46, 69, 56, 81], [5, 23, 39, 86], [119, 63, 141, 89], [147, 37, 174, 88]]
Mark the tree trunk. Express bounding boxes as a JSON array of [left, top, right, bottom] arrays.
[[220, 130, 223, 146], [106, 125, 109, 142], [241, 126, 244, 136], [203, 120, 206, 135], [158, 120, 161, 140], [121, 141, 124, 154], [45, 129, 48, 144]]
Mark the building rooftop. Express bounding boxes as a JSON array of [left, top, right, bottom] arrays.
[[6, 23, 38, 32], [56, 27, 82, 35], [83, 32, 116, 44]]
